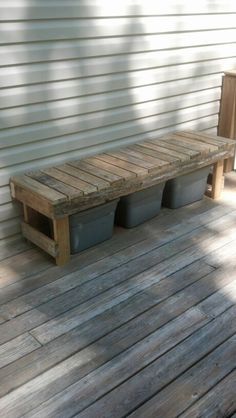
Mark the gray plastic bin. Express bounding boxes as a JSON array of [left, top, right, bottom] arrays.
[[69, 199, 119, 254], [162, 166, 210, 209], [115, 183, 165, 228]]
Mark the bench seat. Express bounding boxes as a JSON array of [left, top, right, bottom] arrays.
[[10, 130, 236, 265]]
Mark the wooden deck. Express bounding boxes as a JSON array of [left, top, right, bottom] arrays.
[[0, 172, 236, 418]]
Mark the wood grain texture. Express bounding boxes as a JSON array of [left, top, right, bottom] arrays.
[[53, 217, 70, 266], [21, 222, 58, 258], [0, 176, 236, 417], [179, 370, 236, 418], [129, 336, 236, 418], [211, 159, 224, 199], [57, 164, 110, 190]]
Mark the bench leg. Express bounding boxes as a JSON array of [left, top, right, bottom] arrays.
[[211, 160, 224, 199], [53, 217, 70, 266]]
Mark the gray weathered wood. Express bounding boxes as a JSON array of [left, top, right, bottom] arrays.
[[74, 307, 236, 418], [0, 333, 41, 369], [129, 337, 236, 418], [179, 370, 236, 418]]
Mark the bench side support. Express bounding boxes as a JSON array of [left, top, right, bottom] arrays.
[[53, 217, 70, 266], [211, 159, 224, 199]]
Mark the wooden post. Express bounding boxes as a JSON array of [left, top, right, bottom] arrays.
[[211, 160, 224, 199], [218, 71, 236, 172], [53, 217, 70, 266]]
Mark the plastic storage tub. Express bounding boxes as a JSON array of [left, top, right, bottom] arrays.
[[115, 183, 165, 228], [69, 199, 119, 254], [162, 166, 210, 209]]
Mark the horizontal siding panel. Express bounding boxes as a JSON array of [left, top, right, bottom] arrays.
[[0, 68, 224, 109], [0, 102, 219, 169], [2, 30, 236, 66], [1, 54, 235, 89], [0, 88, 221, 132], [0, 114, 219, 189], [1, 1, 236, 20], [0, 87, 220, 148], [0, 68, 224, 108], [2, 15, 236, 44]]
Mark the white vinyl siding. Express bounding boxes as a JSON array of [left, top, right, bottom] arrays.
[[1, 0, 236, 241]]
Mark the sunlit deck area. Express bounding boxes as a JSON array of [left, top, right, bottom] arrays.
[[0, 172, 236, 418]]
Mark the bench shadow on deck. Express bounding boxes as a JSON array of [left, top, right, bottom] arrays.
[[0, 173, 235, 418]]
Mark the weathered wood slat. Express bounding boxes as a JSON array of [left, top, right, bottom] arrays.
[[108, 149, 152, 170], [84, 156, 136, 179], [69, 160, 123, 185], [174, 132, 219, 151], [165, 134, 211, 154], [21, 222, 58, 258], [10, 175, 66, 203], [74, 307, 236, 418], [56, 164, 110, 191], [179, 370, 236, 418], [22, 277, 236, 418], [155, 138, 198, 157], [42, 167, 97, 195], [132, 143, 179, 163], [96, 154, 147, 176], [138, 141, 185, 161], [129, 337, 236, 418], [20, 307, 210, 418], [0, 248, 52, 289], [0, 260, 213, 400], [0, 333, 41, 369], [27, 171, 80, 199], [122, 146, 169, 168], [179, 130, 227, 147]]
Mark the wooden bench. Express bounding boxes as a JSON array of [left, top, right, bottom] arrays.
[[10, 130, 236, 266]]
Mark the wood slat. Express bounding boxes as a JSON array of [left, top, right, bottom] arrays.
[[129, 337, 236, 418], [174, 133, 219, 152], [133, 143, 179, 163], [153, 138, 199, 158], [10, 175, 67, 204], [95, 154, 147, 176], [63, 307, 236, 418], [0, 333, 41, 369], [21, 222, 58, 258], [27, 171, 80, 199], [0, 260, 214, 403], [107, 150, 152, 170], [179, 370, 236, 418], [167, 134, 213, 154], [69, 160, 124, 185], [179, 130, 227, 147], [84, 157, 136, 179], [56, 164, 110, 191], [42, 168, 97, 195], [139, 141, 188, 161], [120, 147, 168, 169]]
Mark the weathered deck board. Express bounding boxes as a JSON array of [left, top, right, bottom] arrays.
[[0, 172, 235, 418], [74, 307, 236, 418], [178, 370, 236, 418], [128, 336, 236, 418]]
